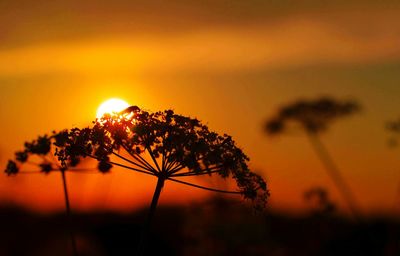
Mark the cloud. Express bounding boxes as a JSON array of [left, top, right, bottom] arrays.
[[0, 1, 399, 76], [1, 12, 400, 76], [0, 0, 399, 46]]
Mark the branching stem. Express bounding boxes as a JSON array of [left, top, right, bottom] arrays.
[[167, 177, 241, 194], [112, 151, 156, 174], [121, 145, 157, 173]]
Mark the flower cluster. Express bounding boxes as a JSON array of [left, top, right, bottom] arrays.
[[5, 106, 269, 210], [5, 131, 83, 176], [265, 97, 360, 135]]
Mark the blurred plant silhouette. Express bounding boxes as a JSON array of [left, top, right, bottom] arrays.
[[3, 131, 98, 256], [265, 97, 361, 218], [304, 187, 336, 216], [386, 118, 400, 147], [386, 118, 400, 213], [26, 106, 268, 255]]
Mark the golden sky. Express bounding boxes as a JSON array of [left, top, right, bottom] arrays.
[[1, 0, 400, 215]]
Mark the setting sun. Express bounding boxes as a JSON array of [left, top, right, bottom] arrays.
[[96, 98, 130, 118]]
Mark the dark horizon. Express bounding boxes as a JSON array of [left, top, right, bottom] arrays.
[[1, 1, 400, 215]]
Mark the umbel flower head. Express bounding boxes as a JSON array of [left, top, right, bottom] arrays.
[[59, 106, 269, 210], [5, 131, 85, 176], [265, 97, 360, 135], [5, 134, 53, 175], [4, 130, 87, 256]]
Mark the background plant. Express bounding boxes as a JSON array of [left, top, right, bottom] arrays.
[[4, 131, 99, 256], [264, 97, 360, 218], [304, 186, 336, 216], [386, 118, 400, 147]]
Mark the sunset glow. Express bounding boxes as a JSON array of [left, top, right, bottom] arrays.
[[0, 1, 399, 217], [2, 2, 400, 254], [96, 98, 130, 118]]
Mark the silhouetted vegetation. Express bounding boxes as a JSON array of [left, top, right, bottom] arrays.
[[265, 97, 361, 218], [5, 106, 268, 255], [4, 132, 97, 256], [386, 118, 400, 147], [304, 187, 336, 216], [60, 106, 268, 254]]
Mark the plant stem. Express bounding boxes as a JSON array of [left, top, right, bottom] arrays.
[[61, 170, 79, 256], [167, 177, 241, 194], [137, 177, 165, 256], [307, 133, 360, 218]]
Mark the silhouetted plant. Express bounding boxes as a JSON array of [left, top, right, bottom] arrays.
[[386, 118, 400, 147], [386, 118, 400, 213], [304, 187, 336, 216], [55, 106, 268, 255], [265, 97, 361, 217], [4, 131, 95, 256]]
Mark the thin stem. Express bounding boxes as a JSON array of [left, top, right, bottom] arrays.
[[165, 160, 178, 172], [167, 177, 241, 194], [168, 164, 185, 175], [60, 170, 78, 256], [164, 157, 176, 172], [112, 151, 156, 174], [307, 132, 360, 218], [85, 154, 156, 177], [171, 166, 223, 177], [146, 146, 162, 172], [18, 168, 97, 174], [112, 162, 156, 176], [50, 148, 63, 169], [161, 151, 166, 173], [137, 177, 165, 256], [161, 135, 166, 172], [122, 145, 158, 173], [163, 150, 172, 172]]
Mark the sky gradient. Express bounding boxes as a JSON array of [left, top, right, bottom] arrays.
[[1, 0, 400, 215]]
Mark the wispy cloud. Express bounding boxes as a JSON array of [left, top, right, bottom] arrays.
[[0, 8, 399, 76]]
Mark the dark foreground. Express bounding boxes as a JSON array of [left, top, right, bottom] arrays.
[[0, 198, 399, 256]]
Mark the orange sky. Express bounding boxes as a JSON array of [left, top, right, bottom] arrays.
[[0, 0, 400, 215]]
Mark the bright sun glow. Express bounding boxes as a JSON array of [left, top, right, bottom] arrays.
[[96, 98, 130, 118]]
